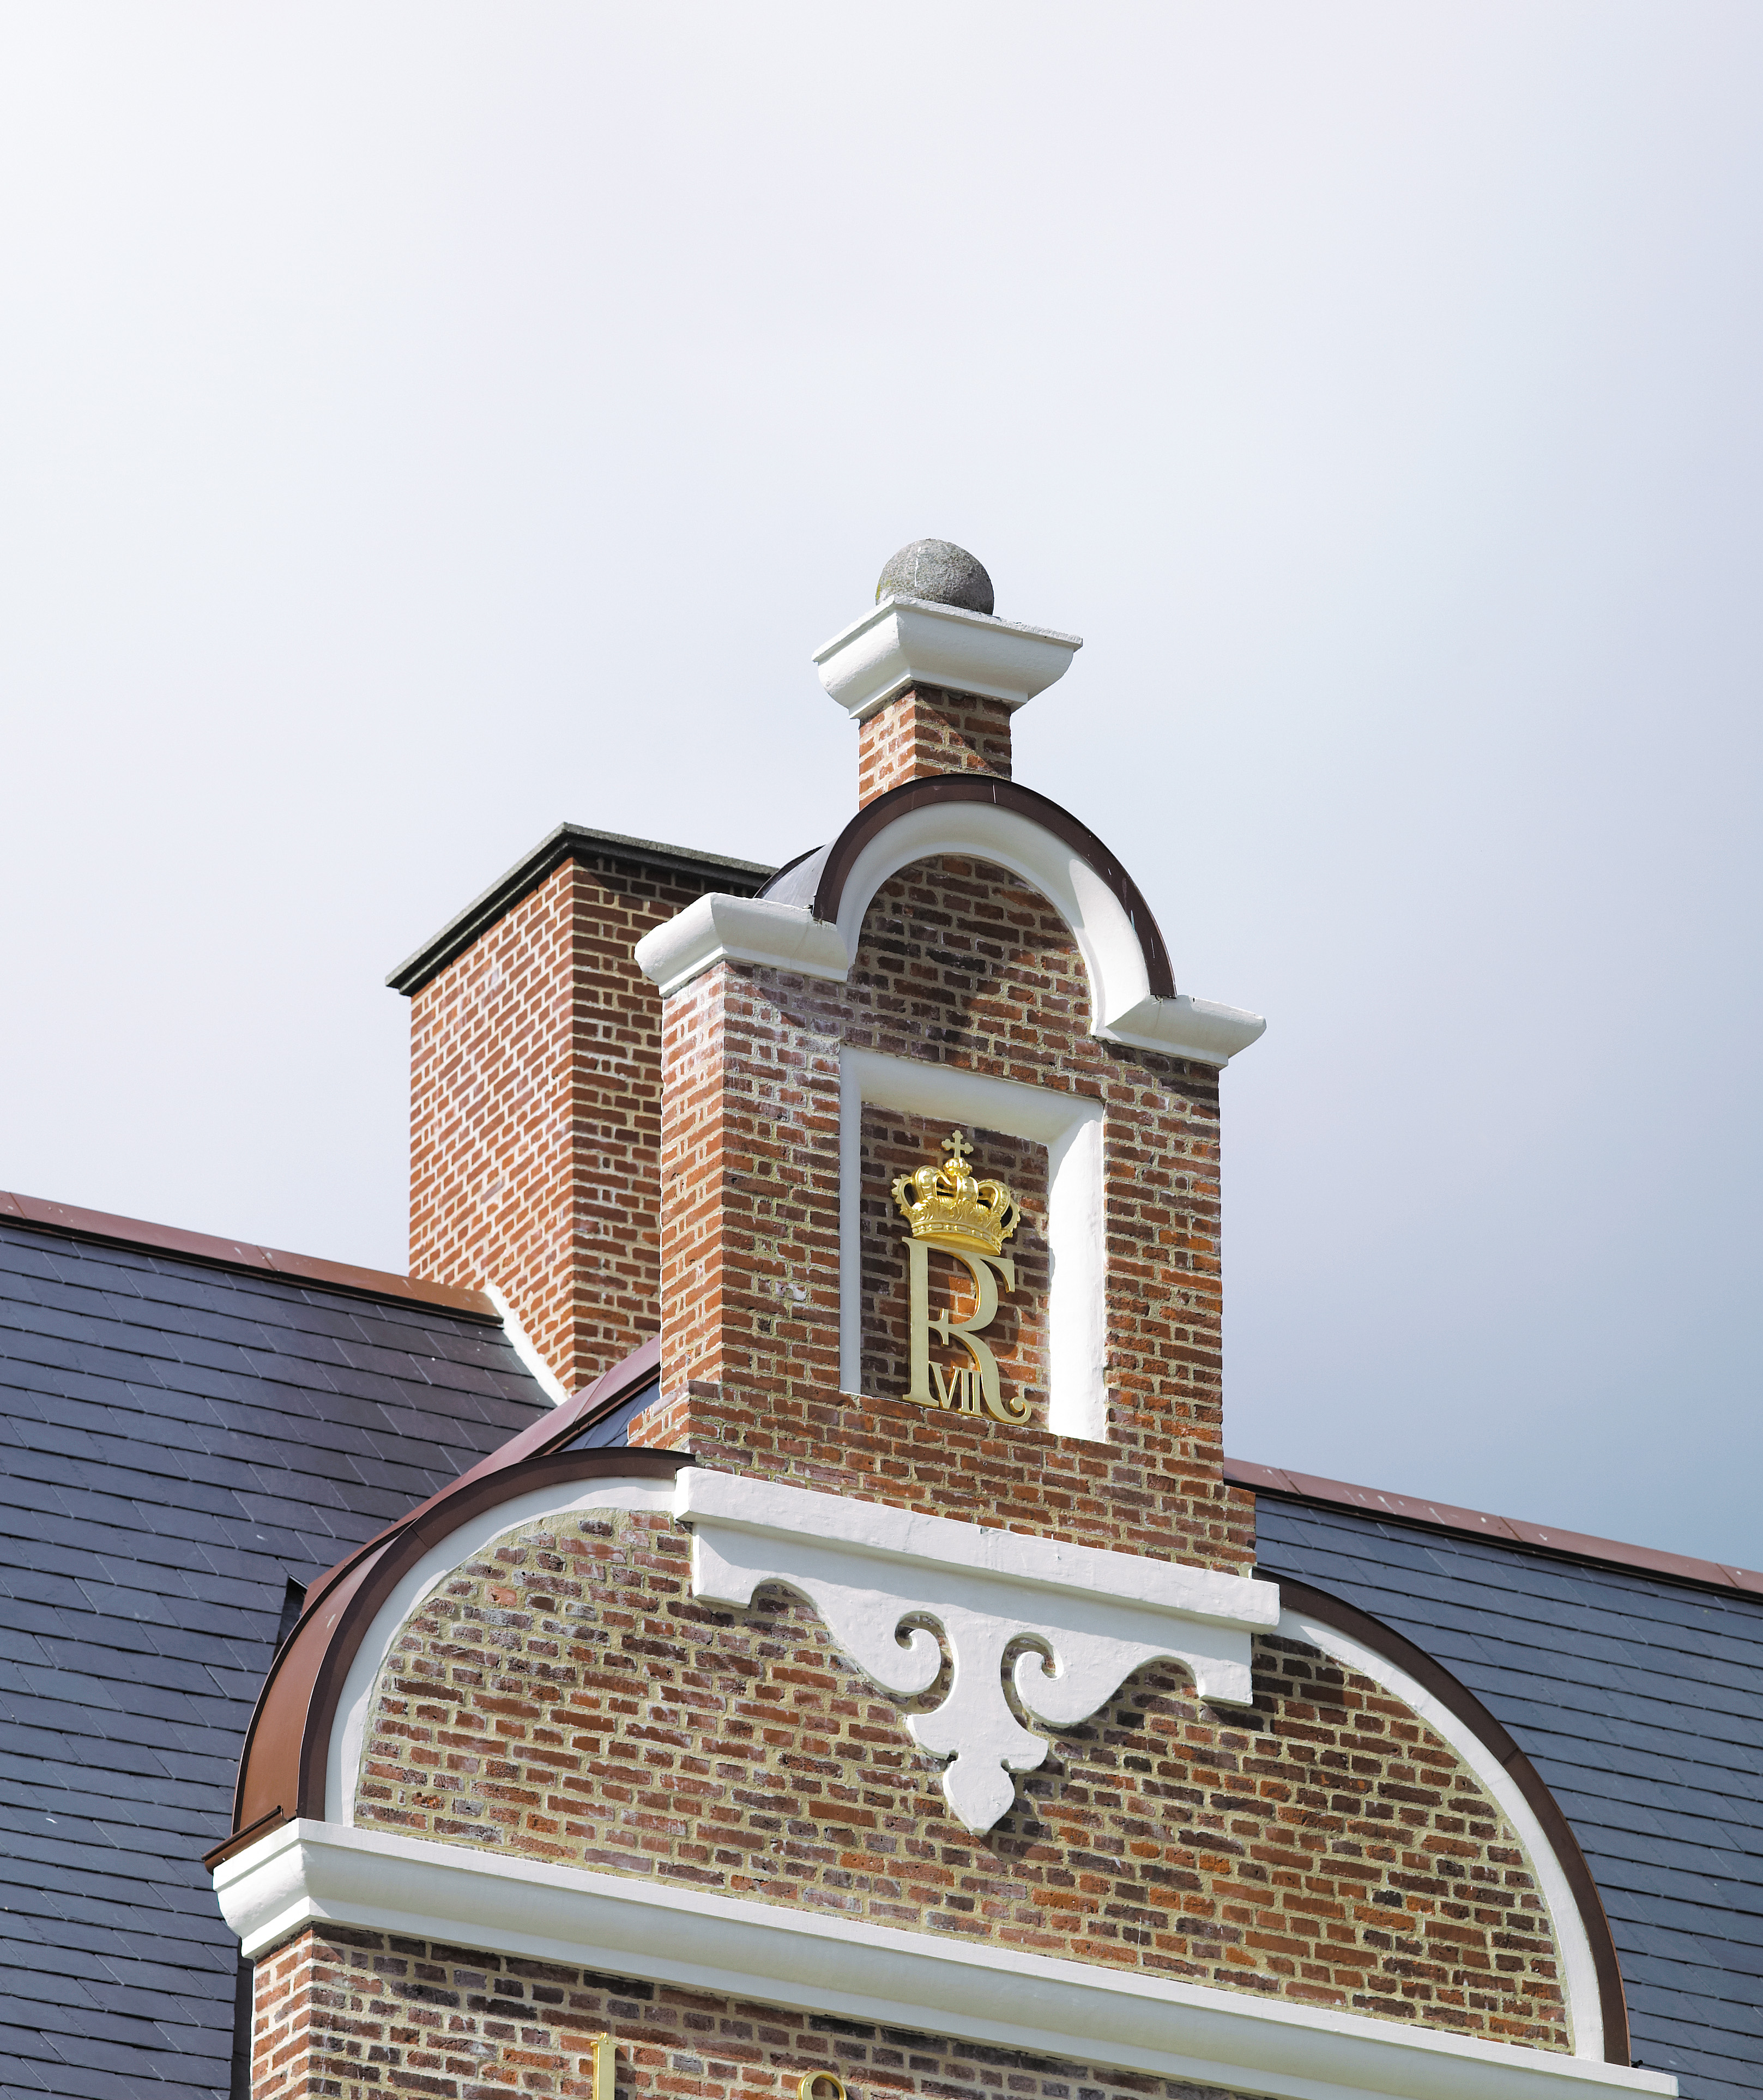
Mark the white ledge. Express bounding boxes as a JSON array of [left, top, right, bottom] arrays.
[[674, 1470, 1273, 1625], [675, 1471, 1273, 1831], [633, 892, 850, 997], [813, 596, 1082, 720], [215, 1822, 1673, 2100], [1103, 992, 1267, 1063]]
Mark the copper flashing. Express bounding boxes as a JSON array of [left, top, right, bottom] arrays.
[[810, 775, 1176, 1000], [386, 822, 776, 997], [1229, 1455, 1763, 1596], [0, 1188, 494, 1320], [1278, 1577, 1632, 2066], [216, 1339, 680, 1858]]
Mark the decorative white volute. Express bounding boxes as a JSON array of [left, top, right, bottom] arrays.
[[673, 1470, 1277, 1834]]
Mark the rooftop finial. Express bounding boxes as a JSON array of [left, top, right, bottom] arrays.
[[876, 539, 994, 617]]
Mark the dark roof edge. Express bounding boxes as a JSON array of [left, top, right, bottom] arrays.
[[0, 1188, 497, 1323], [385, 822, 778, 997], [1227, 1455, 1763, 1598]]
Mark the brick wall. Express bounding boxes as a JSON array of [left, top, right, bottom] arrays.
[[407, 847, 757, 1396], [250, 1924, 1247, 2100], [640, 854, 1247, 1572], [348, 1505, 1569, 2049], [856, 686, 1013, 806]]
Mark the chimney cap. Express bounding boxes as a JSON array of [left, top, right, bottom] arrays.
[[877, 539, 994, 617]]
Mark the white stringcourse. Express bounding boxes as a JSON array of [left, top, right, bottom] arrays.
[[672, 1470, 1279, 1833]]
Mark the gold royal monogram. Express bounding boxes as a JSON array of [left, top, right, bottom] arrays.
[[891, 1130, 1029, 1423]]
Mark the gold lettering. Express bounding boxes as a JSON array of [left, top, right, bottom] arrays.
[[902, 1237, 1029, 1423]]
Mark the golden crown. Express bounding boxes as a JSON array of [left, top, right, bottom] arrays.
[[891, 1129, 1021, 1258]]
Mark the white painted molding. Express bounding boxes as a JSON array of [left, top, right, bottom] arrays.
[[633, 892, 852, 997], [829, 799, 1265, 1065], [813, 596, 1082, 721], [629, 793, 1263, 1066], [481, 1282, 569, 1407], [216, 1821, 1673, 2100], [326, 1473, 677, 1824], [1285, 1607, 1608, 2065], [838, 1050, 1106, 1437], [673, 1468, 1273, 1833]]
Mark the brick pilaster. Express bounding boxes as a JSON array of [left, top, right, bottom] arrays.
[[856, 684, 1013, 805]]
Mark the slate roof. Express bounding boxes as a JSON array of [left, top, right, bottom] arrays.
[[1255, 1492, 1763, 2100], [0, 1218, 551, 2100]]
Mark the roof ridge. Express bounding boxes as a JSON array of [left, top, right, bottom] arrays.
[[1226, 1454, 1763, 1598], [0, 1187, 496, 1321]]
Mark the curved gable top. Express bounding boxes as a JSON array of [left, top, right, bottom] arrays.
[[635, 776, 1266, 1067]]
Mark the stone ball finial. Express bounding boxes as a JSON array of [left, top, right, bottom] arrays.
[[876, 539, 994, 617]]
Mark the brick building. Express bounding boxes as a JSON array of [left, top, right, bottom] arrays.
[[2, 542, 1759, 2100]]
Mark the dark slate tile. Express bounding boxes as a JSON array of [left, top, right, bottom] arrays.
[[1258, 1494, 1763, 2100], [0, 1220, 548, 2095]]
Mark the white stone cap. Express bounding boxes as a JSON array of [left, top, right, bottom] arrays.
[[813, 595, 1083, 721]]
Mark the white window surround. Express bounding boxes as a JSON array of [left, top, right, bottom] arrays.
[[838, 1048, 1105, 1438], [214, 1820, 1667, 2100], [632, 805, 1265, 1069]]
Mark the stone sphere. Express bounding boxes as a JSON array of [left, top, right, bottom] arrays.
[[875, 539, 994, 616]]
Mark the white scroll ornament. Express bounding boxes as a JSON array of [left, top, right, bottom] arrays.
[[672, 1470, 1278, 1835]]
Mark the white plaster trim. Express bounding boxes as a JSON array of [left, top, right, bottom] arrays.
[[674, 1469, 1273, 1832], [813, 596, 1082, 720], [830, 799, 1265, 1064], [633, 892, 851, 997], [1284, 1607, 1608, 2065], [325, 1474, 675, 1824], [481, 1282, 569, 1407], [215, 1821, 1673, 2100], [837, 1050, 1106, 1438]]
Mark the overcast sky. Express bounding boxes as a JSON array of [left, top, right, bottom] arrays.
[[3, 5, 1758, 1565]]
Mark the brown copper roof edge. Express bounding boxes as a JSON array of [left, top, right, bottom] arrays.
[[1273, 1576, 1631, 2066], [1229, 1455, 1763, 1598], [0, 1188, 495, 1320], [812, 774, 1176, 1000]]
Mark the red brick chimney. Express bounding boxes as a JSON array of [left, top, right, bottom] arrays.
[[388, 826, 771, 1397]]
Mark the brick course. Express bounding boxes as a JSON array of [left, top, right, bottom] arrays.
[[408, 849, 752, 1396], [350, 1506, 1569, 2049], [641, 854, 1248, 1571], [856, 686, 1015, 807], [250, 1924, 1244, 2100]]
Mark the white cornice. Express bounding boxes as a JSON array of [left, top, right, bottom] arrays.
[[813, 596, 1083, 720], [632, 891, 850, 997], [215, 1822, 1672, 2100]]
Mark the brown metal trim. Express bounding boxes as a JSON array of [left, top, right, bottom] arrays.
[[218, 1440, 691, 1851], [386, 823, 776, 997], [294, 1447, 690, 1818], [811, 775, 1176, 999], [200, 1806, 287, 1873], [1228, 1455, 1763, 1596], [1270, 1574, 1632, 2066], [0, 1188, 495, 1321]]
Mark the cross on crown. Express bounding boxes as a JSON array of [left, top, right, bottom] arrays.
[[891, 1128, 1021, 1259]]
